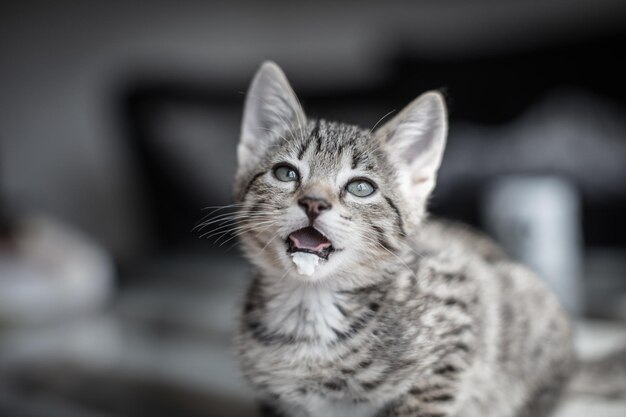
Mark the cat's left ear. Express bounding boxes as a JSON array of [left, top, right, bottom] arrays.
[[375, 91, 447, 198], [238, 62, 306, 173]]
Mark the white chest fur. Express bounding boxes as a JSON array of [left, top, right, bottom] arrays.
[[245, 281, 390, 416], [263, 282, 346, 343]]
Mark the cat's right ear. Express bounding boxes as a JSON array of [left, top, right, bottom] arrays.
[[238, 62, 306, 173], [374, 91, 447, 201]]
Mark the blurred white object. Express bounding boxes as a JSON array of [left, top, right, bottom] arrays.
[[483, 176, 584, 315], [291, 252, 320, 276], [0, 215, 114, 326]]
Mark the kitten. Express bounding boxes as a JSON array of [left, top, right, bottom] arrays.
[[233, 62, 574, 417]]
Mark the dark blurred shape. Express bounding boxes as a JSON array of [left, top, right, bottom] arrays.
[[120, 29, 626, 254], [121, 83, 241, 253]]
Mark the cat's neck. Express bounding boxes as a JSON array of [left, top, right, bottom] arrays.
[[252, 271, 392, 347]]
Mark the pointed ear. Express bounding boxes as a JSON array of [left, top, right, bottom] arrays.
[[238, 61, 306, 173], [375, 91, 447, 197]]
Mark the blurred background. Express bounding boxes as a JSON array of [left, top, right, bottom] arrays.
[[1, 1, 625, 416]]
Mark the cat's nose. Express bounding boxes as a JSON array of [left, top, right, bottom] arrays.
[[298, 197, 331, 221]]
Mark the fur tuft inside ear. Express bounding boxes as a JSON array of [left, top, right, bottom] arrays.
[[238, 62, 306, 174], [375, 91, 448, 198]]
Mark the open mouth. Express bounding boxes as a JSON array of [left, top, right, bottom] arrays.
[[287, 226, 334, 259]]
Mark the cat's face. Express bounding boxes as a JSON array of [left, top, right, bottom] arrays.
[[233, 62, 447, 286]]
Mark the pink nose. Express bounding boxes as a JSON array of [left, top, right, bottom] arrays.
[[298, 197, 331, 221]]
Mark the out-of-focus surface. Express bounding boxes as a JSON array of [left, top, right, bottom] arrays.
[[1, 1, 625, 416], [1, 258, 625, 416]]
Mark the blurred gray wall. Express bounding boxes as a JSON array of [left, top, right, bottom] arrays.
[[1, 0, 625, 257]]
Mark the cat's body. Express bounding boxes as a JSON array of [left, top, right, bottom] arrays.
[[238, 219, 573, 417], [233, 63, 574, 417]]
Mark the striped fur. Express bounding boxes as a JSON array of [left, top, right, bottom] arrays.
[[234, 62, 574, 417]]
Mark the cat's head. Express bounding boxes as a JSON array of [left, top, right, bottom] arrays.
[[233, 62, 447, 286]]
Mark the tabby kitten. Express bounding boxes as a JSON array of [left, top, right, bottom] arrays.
[[233, 62, 574, 417]]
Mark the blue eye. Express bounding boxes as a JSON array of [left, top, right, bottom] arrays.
[[346, 179, 376, 197], [273, 165, 299, 182]]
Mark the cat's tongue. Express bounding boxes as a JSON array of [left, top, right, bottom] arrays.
[[288, 226, 332, 253]]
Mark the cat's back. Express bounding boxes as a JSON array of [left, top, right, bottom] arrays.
[[415, 217, 509, 264], [413, 218, 574, 417], [415, 217, 573, 355], [415, 217, 572, 327]]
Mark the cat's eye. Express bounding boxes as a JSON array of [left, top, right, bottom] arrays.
[[346, 179, 376, 197], [273, 164, 299, 182]]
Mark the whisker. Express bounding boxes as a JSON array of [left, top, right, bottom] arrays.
[[200, 218, 274, 239], [258, 229, 283, 256], [197, 212, 274, 228], [360, 234, 417, 280], [195, 209, 278, 231], [219, 221, 277, 247], [369, 109, 396, 135], [194, 202, 278, 230], [205, 220, 276, 242]]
